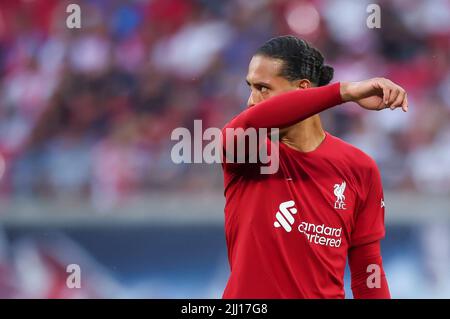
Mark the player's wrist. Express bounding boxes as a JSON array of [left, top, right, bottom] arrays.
[[339, 82, 354, 102]]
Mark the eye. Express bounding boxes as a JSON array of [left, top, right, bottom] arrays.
[[255, 85, 269, 93]]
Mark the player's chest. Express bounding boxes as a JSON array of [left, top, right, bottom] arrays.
[[266, 159, 360, 229]]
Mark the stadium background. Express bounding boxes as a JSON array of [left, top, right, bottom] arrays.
[[0, 0, 449, 298]]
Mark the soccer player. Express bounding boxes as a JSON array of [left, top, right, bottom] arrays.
[[221, 35, 408, 299]]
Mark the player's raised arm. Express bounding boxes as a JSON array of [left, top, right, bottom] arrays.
[[223, 82, 342, 131], [222, 77, 408, 165], [225, 77, 408, 132]]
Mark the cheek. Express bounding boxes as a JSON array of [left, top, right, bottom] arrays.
[[265, 90, 279, 99], [267, 86, 296, 98]]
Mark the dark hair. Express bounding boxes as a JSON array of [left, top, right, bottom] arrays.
[[255, 35, 334, 86]]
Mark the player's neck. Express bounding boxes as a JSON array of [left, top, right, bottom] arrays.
[[281, 115, 326, 153]]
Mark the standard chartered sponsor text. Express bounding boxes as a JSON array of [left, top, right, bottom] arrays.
[[298, 222, 342, 248]]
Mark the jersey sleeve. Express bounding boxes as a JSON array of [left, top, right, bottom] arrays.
[[350, 161, 386, 247], [348, 240, 391, 298]]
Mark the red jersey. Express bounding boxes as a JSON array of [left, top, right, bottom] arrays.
[[220, 84, 386, 299]]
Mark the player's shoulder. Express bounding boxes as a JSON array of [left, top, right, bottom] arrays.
[[326, 132, 379, 172]]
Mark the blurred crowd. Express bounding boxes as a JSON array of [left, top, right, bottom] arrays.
[[0, 0, 450, 209]]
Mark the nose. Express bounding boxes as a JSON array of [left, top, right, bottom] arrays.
[[247, 91, 260, 108], [247, 96, 255, 108]]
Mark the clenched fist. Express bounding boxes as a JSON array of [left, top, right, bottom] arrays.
[[340, 78, 408, 112]]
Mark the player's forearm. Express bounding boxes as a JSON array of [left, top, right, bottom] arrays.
[[225, 82, 343, 130], [351, 267, 390, 299], [348, 240, 391, 299]]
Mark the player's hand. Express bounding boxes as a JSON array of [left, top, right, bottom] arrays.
[[340, 78, 408, 112]]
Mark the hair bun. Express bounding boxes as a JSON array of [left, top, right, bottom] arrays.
[[318, 65, 334, 86]]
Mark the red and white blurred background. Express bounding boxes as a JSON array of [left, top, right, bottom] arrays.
[[0, 0, 449, 298]]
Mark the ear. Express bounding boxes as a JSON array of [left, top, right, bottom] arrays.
[[293, 79, 312, 90]]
